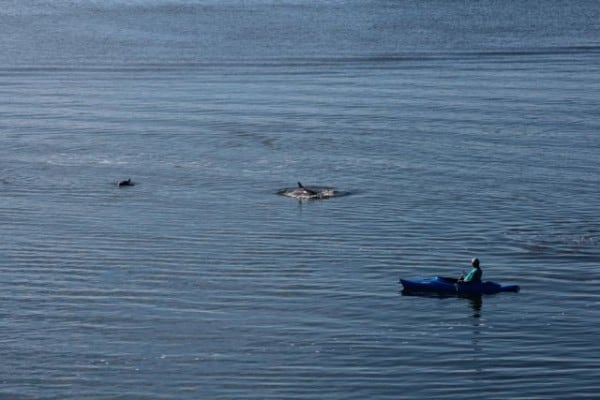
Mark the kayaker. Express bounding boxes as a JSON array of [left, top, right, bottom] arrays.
[[459, 258, 482, 283]]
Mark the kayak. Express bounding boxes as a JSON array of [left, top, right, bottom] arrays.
[[400, 276, 520, 295]]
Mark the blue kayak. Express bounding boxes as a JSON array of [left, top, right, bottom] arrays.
[[400, 276, 520, 295]]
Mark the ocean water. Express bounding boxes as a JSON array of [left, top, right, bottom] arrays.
[[1, 1, 599, 399]]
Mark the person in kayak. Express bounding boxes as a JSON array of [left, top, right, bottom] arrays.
[[458, 258, 482, 283]]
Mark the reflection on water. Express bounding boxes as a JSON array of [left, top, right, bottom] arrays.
[[400, 290, 484, 320], [467, 295, 482, 318]]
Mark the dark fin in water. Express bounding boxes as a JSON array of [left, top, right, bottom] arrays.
[[118, 178, 134, 187], [297, 181, 317, 196]]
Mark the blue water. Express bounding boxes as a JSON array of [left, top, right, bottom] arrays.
[[1, 1, 599, 399]]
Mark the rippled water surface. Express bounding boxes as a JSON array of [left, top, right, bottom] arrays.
[[1, 1, 599, 399]]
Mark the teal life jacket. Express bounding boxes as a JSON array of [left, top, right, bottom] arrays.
[[464, 267, 482, 283]]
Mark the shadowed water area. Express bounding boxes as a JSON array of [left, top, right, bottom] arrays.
[[1, 1, 599, 398]]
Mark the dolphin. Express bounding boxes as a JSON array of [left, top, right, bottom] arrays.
[[118, 178, 134, 187], [277, 182, 340, 200], [296, 181, 318, 196]]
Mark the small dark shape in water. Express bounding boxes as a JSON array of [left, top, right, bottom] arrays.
[[118, 178, 135, 187], [277, 181, 345, 200]]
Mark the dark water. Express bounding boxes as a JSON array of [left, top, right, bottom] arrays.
[[1, 1, 599, 398]]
